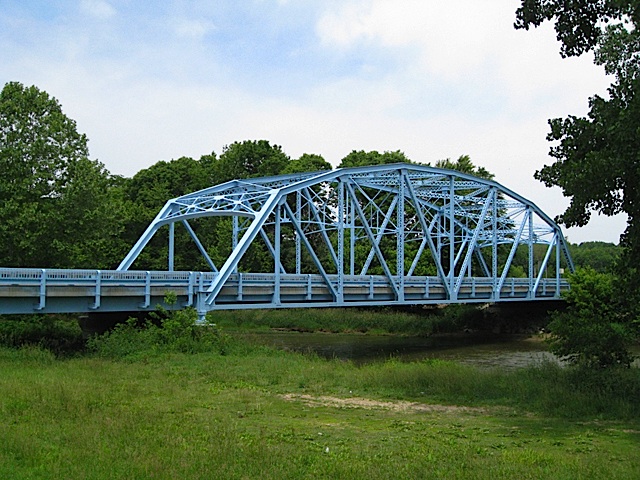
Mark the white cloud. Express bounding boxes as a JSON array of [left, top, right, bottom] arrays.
[[173, 18, 216, 39], [317, 0, 506, 78], [0, 0, 623, 243], [80, 0, 116, 20]]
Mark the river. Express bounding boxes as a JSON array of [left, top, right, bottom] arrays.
[[239, 331, 640, 369], [238, 331, 563, 369]]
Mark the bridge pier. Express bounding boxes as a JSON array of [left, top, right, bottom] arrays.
[[480, 300, 566, 334], [78, 312, 130, 338]]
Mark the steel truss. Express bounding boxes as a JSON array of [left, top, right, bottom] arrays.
[[118, 163, 573, 319]]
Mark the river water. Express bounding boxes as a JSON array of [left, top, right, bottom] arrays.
[[241, 332, 640, 368], [239, 332, 562, 369]]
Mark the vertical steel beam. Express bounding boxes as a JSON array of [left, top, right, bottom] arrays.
[[449, 176, 456, 299], [274, 202, 281, 305], [528, 209, 534, 299], [349, 192, 356, 276], [492, 191, 498, 301], [555, 233, 561, 297], [397, 170, 406, 301], [92, 270, 101, 309], [168, 222, 175, 272], [337, 180, 345, 302], [296, 190, 301, 274], [232, 215, 239, 274]]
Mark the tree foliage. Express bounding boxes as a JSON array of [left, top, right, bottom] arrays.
[[213, 140, 290, 183], [568, 241, 620, 273], [516, 2, 640, 248], [516, 1, 640, 360], [338, 149, 411, 168], [435, 155, 495, 181], [548, 268, 635, 368], [0, 82, 125, 268]]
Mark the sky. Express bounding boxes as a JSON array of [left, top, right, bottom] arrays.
[[0, 0, 627, 244]]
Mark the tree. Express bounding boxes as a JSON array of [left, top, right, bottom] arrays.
[[435, 155, 495, 181], [0, 82, 125, 268], [338, 150, 412, 168], [515, 3, 640, 259], [515, 1, 640, 362], [283, 153, 332, 174], [214, 140, 290, 183], [568, 241, 620, 273], [547, 268, 635, 368]]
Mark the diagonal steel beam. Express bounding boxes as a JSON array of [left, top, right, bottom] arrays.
[[404, 173, 450, 295], [282, 201, 338, 300], [205, 191, 281, 305], [345, 182, 401, 300], [454, 189, 495, 294], [182, 220, 218, 272]]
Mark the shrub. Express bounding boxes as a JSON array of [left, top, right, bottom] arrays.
[[88, 296, 235, 359], [0, 314, 84, 356], [547, 267, 635, 368]]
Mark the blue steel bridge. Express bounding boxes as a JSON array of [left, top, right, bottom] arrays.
[[0, 163, 573, 322]]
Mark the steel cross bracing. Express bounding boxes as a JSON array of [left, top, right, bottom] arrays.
[[106, 163, 572, 321]]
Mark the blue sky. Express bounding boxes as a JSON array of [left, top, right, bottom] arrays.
[[0, 0, 626, 243]]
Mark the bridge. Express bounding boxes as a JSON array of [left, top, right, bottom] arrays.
[[0, 163, 573, 322]]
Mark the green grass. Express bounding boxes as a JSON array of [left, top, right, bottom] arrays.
[[1, 340, 639, 479]]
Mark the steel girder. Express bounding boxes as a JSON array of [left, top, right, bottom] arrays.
[[117, 163, 574, 317]]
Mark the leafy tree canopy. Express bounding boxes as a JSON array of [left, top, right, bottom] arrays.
[[516, 1, 640, 362], [283, 153, 332, 174], [338, 150, 412, 168], [547, 267, 635, 368], [0, 81, 125, 268], [214, 140, 290, 183], [434, 155, 495, 181], [514, 0, 639, 58], [568, 241, 620, 273], [516, 1, 640, 239]]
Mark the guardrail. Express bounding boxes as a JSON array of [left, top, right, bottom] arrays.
[[0, 268, 569, 315]]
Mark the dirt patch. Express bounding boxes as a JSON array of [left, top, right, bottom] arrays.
[[280, 393, 486, 414]]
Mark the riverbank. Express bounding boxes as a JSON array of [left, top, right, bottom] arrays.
[[2, 335, 640, 479], [210, 305, 489, 336]]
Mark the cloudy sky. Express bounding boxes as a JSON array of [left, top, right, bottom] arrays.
[[0, 0, 626, 243]]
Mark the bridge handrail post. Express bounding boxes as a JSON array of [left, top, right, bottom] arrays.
[[36, 269, 46, 311], [92, 270, 102, 310], [142, 271, 151, 309]]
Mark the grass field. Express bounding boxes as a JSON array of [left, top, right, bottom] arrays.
[[1, 331, 639, 479]]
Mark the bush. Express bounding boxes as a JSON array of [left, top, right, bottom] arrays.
[[0, 314, 84, 356], [547, 268, 635, 368], [87, 298, 234, 359]]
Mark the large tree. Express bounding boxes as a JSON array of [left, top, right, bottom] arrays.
[[0, 82, 125, 268], [213, 140, 290, 183], [516, 1, 640, 360], [515, 2, 640, 249]]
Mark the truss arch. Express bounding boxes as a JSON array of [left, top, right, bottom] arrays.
[[118, 163, 573, 311]]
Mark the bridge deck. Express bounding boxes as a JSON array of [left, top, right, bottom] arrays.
[[0, 268, 568, 315]]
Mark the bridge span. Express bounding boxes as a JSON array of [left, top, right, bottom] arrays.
[[0, 163, 573, 321], [0, 269, 567, 317]]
